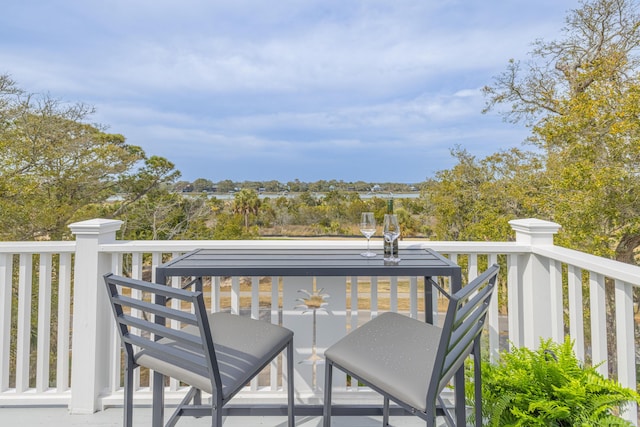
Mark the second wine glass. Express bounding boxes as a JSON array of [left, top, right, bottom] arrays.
[[359, 212, 377, 257], [383, 214, 400, 262]]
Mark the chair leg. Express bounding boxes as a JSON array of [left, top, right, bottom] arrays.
[[323, 360, 333, 427], [474, 337, 483, 427], [211, 406, 222, 427], [152, 371, 165, 427], [287, 341, 295, 427], [211, 393, 223, 427], [383, 396, 390, 426], [123, 356, 134, 427]]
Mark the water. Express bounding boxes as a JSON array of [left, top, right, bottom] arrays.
[[196, 191, 421, 200]]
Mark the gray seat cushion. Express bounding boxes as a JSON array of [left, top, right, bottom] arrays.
[[135, 312, 293, 399], [324, 312, 441, 412]]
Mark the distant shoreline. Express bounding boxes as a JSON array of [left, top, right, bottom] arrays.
[[106, 190, 421, 203], [191, 191, 421, 201]]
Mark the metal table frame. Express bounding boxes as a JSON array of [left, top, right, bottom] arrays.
[[154, 247, 465, 424]]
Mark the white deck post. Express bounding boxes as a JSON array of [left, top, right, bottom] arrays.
[[509, 218, 562, 349], [68, 219, 123, 414]]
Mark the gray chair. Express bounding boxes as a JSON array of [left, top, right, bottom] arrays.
[[323, 264, 499, 427], [104, 274, 295, 427]]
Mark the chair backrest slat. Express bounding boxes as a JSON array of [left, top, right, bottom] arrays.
[[438, 320, 486, 392], [453, 282, 493, 329], [112, 294, 199, 326], [117, 314, 204, 351], [427, 264, 499, 406], [448, 291, 493, 353], [107, 274, 197, 300]]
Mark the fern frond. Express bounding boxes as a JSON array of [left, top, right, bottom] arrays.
[[487, 392, 517, 426]]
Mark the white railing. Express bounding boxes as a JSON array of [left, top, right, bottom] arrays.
[[0, 218, 638, 424]]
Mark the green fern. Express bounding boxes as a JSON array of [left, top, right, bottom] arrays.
[[467, 338, 640, 426]]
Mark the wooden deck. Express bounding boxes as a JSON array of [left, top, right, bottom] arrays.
[[0, 406, 442, 426]]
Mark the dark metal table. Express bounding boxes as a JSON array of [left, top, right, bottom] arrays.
[[154, 247, 465, 423]]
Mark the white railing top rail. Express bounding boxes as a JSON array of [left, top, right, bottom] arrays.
[[533, 244, 640, 286], [0, 241, 76, 253]]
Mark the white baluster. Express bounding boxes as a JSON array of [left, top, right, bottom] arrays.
[[350, 276, 358, 331], [316, 276, 346, 392], [487, 253, 500, 362], [409, 276, 418, 319], [57, 253, 72, 392], [0, 253, 13, 392], [615, 280, 637, 425], [389, 276, 398, 313], [588, 272, 607, 376], [16, 253, 33, 393], [370, 276, 378, 319], [231, 276, 240, 315], [507, 253, 522, 349], [36, 253, 52, 392], [250, 276, 259, 391], [568, 265, 584, 361], [270, 277, 279, 391], [282, 276, 313, 393], [549, 259, 564, 343]]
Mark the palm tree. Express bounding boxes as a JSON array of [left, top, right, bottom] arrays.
[[232, 189, 261, 229]]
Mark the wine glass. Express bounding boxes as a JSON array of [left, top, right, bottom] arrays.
[[359, 212, 377, 257], [383, 214, 400, 262]]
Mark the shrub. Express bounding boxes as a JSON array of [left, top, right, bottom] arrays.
[[469, 338, 640, 426]]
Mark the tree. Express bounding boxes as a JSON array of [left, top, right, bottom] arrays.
[[217, 179, 235, 193], [113, 190, 213, 240], [263, 196, 293, 232], [0, 74, 180, 240], [191, 178, 214, 193], [232, 188, 261, 229], [212, 212, 259, 239], [426, 147, 544, 242], [483, 0, 640, 261]]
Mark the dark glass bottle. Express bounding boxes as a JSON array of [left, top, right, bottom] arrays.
[[383, 199, 399, 258]]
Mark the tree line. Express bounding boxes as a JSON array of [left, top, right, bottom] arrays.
[[177, 178, 418, 194]]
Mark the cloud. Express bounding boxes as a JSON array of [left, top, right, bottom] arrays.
[[0, 0, 577, 182]]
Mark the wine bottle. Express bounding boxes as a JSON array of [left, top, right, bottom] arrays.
[[383, 199, 399, 258]]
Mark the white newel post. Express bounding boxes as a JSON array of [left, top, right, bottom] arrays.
[[68, 219, 123, 414], [509, 218, 562, 349]]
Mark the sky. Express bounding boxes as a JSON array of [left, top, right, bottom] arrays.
[[0, 0, 579, 183]]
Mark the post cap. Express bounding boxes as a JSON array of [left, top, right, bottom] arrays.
[[509, 218, 561, 245], [68, 218, 124, 235]]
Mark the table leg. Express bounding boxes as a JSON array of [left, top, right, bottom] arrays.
[[424, 276, 433, 325]]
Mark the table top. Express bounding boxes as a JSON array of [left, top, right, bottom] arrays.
[[155, 247, 461, 279]]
